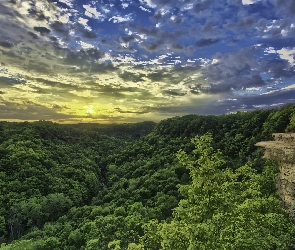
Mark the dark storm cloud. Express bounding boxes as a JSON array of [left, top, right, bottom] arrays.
[[261, 59, 295, 78], [66, 62, 118, 74], [81, 30, 97, 39], [192, 0, 214, 13], [23, 61, 52, 74], [27, 8, 47, 21], [0, 2, 19, 17], [0, 101, 81, 121], [215, 88, 295, 114], [119, 35, 135, 43], [201, 19, 221, 36], [200, 47, 266, 94], [140, 40, 163, 51], [118, 71, 145, 82], [139, 35, 186, 52], [0, 76, 26, 85], [237, 15, 256, 28], [172, 43, 184, 50], [0, 40, 14, 48], [146, 71, 169, 81], [94, 86, 130, 99], [128, 24, 159, 37], [201, 42, 295, 94], [149, 12, 163, 23], [50, 21, 69, 36], [196, 38, 219, 47], [32, 77, 73, 89], [128, 23, 187, 52], [64, 48, 105, 65], [27, 31, 39, 39], [271, 0, 295, 16], [242, 89, 295, 107], [163, 90, 186, 96], [33, 27, 51, 35], [90, 63, 118, 73], [114, 107, 147, 114]]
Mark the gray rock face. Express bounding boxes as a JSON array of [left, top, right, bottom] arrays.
[[255, 133, 295, 216]]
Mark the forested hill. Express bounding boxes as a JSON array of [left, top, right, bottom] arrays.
[[1, 104, 295, 249]]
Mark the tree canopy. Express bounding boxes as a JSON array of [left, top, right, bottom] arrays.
[[0, 104, 295, 249]]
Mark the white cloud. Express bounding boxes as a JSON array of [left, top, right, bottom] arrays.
[[282, 84, 295, 90], [58, 13, 72, 23], [182, 3, 194, 10], [159, 7, 171, 15], [139, 0, 157, 8], [212, 59, 219, 64], [109, 14, 133, 23], [125, 28, 133, 35], [78, 17, 92, 31], [58, 0, 74, 8], [242, 0, 260, 5], [122, 3, 129, 9], [139, 6, 151, 12], [83, 5, 101, 19], [265, 47, 295, 65], [102, 6, 111, 14], [277, 48, 295, 65]]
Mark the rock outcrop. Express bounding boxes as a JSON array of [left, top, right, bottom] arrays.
[[255, 133, 295, 216]]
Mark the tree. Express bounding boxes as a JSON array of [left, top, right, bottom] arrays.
[[136, 134, 295, 249], [286, 112, 295, 132]]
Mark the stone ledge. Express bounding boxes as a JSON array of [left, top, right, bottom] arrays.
[[255, 141, 295, 149], [255, 133, 295, 217], [272, 133, 295, 144]]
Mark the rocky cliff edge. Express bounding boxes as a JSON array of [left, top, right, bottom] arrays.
[[256, 133, 295, 217]]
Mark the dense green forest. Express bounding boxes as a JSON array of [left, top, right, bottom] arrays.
[[1, 104, 295, 249]]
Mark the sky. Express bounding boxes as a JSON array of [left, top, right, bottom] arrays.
[[0, 0, 295, 123]]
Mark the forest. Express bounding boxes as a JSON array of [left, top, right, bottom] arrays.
[[1, 104, 295, 249]]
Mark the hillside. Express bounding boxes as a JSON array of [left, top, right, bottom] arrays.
[[0, 104, 295, 249]]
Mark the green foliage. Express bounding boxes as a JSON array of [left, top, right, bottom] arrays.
[[286, 110, 295, 132], [136, 134, 295, 249], [0, 104, 295, 249]]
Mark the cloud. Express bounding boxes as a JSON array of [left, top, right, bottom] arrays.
[[63, 48, 105, 65], [261, 59, 295, 78], [27, 31, 39, 39], [109, 14, 133, 23], [196, 38, 219, 47], [0, 100, 81, 121], [80, 30, 97, 39], [33, 26, 51, 35], [118, 71, 145, 82], [119, 35, 135, 43], [140, 40, 163, 51], [83, 4, 102, 19], [0, 0, 294, 123], [139, 6, 152, 12], [271, 0, 295, 16], [266, 47, 295, 65], [192, 0, 214, 14], [50, 21, 69, 36], [200, 47, 266, 93], [0, 76, 26, 85], [242, 0, 261, 5], [0, 40, 14, 48]]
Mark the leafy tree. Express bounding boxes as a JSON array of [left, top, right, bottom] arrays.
[[134, 134, 295, 249], [286, 111, 295, 132]]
